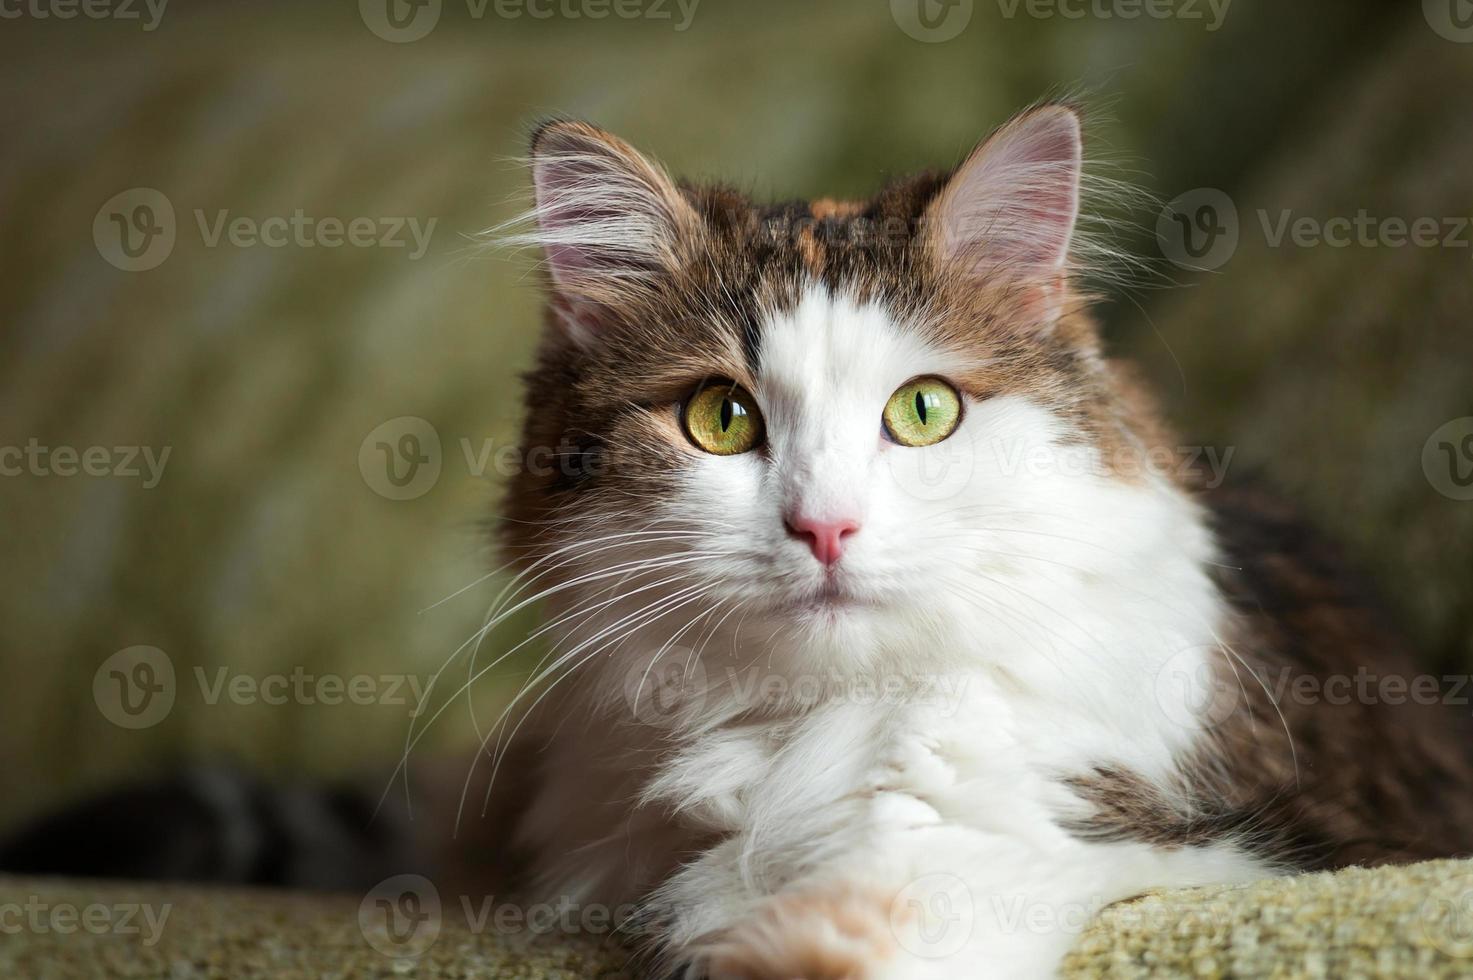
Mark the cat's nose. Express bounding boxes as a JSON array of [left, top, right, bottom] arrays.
[[784, 513, 860, 567]]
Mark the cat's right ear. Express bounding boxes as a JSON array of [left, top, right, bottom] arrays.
[[527, 120, 697, 345], [922, 105, 1083, 329]]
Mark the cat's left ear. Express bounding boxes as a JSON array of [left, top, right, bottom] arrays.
[[527, 120, 698, 344], [923, 105, 1083, 327]]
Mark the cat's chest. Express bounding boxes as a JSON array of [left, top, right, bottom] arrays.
[[643, 670, 1172, 853]]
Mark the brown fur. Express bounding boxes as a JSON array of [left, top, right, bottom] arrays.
[[1067, 487, 1473, 868]]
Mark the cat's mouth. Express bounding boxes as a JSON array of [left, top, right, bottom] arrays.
[[781, 579, 875, 617]]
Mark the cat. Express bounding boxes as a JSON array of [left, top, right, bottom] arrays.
[[474, 105, 1473, 977], [6, 104, 1473, 979]]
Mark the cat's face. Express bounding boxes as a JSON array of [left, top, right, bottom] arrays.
[[504, 109, 1178, 679]]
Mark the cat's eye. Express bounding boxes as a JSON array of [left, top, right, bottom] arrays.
[[883, 377, 962, 447], [683, 382, 764, 456]]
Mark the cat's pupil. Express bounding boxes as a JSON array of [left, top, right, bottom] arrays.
[[915, 391, 928, 426], [720, 398, 733, 432]]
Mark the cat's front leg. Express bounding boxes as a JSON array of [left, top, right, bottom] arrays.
[[687, 827, 1264, 980]]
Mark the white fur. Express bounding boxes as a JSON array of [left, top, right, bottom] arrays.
[[514, 286, 1269, 978]]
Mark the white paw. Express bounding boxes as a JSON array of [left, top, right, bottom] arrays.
[[698, 884, 904, 980]]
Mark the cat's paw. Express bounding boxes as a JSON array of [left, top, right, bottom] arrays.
[[698, 883, 920, 980]]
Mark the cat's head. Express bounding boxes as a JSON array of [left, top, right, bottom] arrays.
[[501, 106, 1194, 687]]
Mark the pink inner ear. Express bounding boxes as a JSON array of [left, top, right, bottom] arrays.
[[934, 108, 1083, 277], [525, 123, 691, 343], [532, 154, 635, 286]]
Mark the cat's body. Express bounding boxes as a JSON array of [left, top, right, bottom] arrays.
[[483, 110, 1473, 977], [6, 106, 1473, 979]]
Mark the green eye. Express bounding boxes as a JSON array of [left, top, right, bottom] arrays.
[[883, 377, 962, 447], [684, 382, 764, 456]]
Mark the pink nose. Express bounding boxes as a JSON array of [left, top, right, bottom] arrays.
[[785, 513, 860, 567]]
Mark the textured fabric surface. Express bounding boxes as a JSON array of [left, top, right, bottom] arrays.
[[6, 860, 1473, 978]]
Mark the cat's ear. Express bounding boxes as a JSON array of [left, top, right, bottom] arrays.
[[527, 120, 697, 344], [924, 105, 1083, 326]]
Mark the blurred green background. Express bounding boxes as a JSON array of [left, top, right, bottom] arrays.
[[1, 0, 1469, 834]]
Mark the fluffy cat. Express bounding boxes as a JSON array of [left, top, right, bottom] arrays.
[[485, 105, 1473, 978]]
